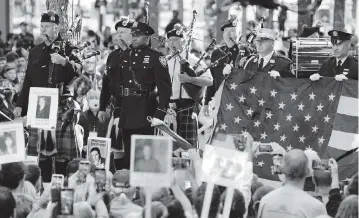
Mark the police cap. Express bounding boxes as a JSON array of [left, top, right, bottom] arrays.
[[41, 11, 60, 25], [328, 30, 353, 45]]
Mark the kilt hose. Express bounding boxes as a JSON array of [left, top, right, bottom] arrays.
[[174, 99, 199, 147]]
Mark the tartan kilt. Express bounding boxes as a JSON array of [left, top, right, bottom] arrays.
[[27, 103, 80, 161], [177, 105, 198, 147]]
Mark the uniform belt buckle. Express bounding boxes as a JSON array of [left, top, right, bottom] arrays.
[[124, 88, 129, 96]]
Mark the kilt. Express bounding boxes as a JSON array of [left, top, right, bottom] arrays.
[[176, 101, 198, 147], [27, 100, 80, 161]]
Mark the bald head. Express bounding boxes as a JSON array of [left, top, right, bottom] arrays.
[[282, 149, 309, 181]]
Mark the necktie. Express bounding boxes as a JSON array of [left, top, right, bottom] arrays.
[[337, 60, 342, 68], [258, 58, 264, 70]]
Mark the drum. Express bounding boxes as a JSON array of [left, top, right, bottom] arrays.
[[291, 38, 332, 78]]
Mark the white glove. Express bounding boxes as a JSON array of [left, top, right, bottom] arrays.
[[309, 73, 322, 81], [151, 117, 164, 126], [335, 74, 348, 81], [269, 70, 280, 79], [223, 64, 233, 75]]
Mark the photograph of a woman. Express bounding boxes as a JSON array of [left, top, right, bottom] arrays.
[[89, 147, 106, 169], [0, 131, 17, 155]]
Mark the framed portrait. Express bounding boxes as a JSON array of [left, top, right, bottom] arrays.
[[0, 121, 26, 164], [87, 137, 111, 171], [26, 87, 58, 130], [130, 135, 173, 187], [201, 144, 248, 188]]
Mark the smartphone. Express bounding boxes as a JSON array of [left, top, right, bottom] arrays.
[[60, 188, 74, 215], [258, 143, 273, 153], [312, 159, 330, 171], [94, 169, 107, 192], [232, 134, 246, 151], [51, 188, 60, 203], [272, 155, 283, 174], [51, 174, 64, 189]]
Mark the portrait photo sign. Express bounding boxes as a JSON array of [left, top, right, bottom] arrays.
[[0, 121, 26, 164], [130, 135, 173, 187], [87, 137, 111, 171], [26, 87, 58, 130], [201, 144, 248, 188]]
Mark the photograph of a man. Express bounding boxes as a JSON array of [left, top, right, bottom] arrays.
[[36, 96, 51, 119], [90, 147, 106, 169], [134, 142, 161, 173]]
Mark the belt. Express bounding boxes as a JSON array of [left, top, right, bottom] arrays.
[[118, 86, 157, 97], [169, 99, 196, 108]]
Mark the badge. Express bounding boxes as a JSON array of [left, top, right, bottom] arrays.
[[333, 31, 338, 36], [122, 21, 128, 26], [159, 56, 167, 67], [343, 69, 349, 75], [50, 15, 55, 22], [132, 22, 138, 28], [232, 20, 237, 27], [270, 59, 275, 64], [143, 57, 150, 64], [253, 58, 258, 63]]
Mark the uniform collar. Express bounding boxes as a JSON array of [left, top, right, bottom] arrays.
[[336, 55, 349, 65]]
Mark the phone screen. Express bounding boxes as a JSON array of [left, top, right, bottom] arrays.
[[258, 144, 273, 153], [60, 189, 74, 215], [272, 155, 283, 174], [51, 174, 64, 189], [180, 151, 190, 159]]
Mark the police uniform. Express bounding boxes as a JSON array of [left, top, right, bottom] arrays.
[[165, 24, 212, 147], [318, 30, 358, 80], [116, 22, 171, 169], [17, 11, 81, 116], [204, 18, 240, 106], [100, 18, 133, 117], [243, 28, 294, 77]]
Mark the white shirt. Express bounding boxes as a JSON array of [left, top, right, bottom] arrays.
[[258, 51, 275, 68], [336, 55, 348, 66], [167, 51, 212, 99]]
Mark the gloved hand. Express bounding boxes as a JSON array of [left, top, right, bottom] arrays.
[[269, 70, 281, 79], [335, 74, 348, 81], [223, 64, 233, 75], [309, 73, 322, 81]]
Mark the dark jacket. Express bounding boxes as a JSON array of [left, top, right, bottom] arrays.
[[326, 188, 342, 217], [205, 45, 239, 105], [78, 110, 109, 145], [115, 46, 171, 129], [244, 52, 295, 77], [17, 37, 81, 116], [318, 56, 358, 80]]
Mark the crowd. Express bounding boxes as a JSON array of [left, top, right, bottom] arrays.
[[0, 133, 357, 218]]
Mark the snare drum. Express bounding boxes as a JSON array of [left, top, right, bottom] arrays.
[[291, 38, 332, 78]]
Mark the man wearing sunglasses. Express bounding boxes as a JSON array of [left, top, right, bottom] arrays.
[[310, 30, 358, 81], [243, 28, 294, 78]]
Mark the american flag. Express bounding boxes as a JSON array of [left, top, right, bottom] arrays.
[[210, 69, 358, 181]]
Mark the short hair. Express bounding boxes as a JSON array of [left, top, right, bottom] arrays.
[[282, 149, 309, 181], [220, 189, 246, 218], [193, 183, 221, 218], [66, 158, 84, 177], [335, 195, 358, 218], [0, 187, 16, 218], [5, 51, 18, 63], [25, 164, 41, 187], [14, 194, 34, 218], [0, 162, 25, 190], [143, 201, 168, 218], [313, 170, 332, 187], [348, 173, 358, 195]]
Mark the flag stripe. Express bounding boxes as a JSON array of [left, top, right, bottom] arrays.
[[327, 130, 359, 151], [326, 146, 358, 180], [333, 113, 359, 134], [337, 96, 359, 117]]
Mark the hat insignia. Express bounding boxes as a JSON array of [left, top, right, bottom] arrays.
[[132, 22, 138, 28], [232, 19, 237, 27], [122, 21, 128, 26], [50, 15, 55, 22], [176, 30, 182, 35], [333, 31, 338, 36]]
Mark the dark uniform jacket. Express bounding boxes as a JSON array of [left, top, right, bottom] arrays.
[[205, 45, 239, 105], [78, 110, 109, 145], [318, 56, 358, 80], [244, 52, 295, 77], [116, 45, 171, 129], [99, 48, 124, 113], [17, 36, 81, 116]]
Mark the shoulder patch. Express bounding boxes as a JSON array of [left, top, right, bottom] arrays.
[[159, 56, 168, 67]]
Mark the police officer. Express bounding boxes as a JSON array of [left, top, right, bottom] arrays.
[[204, 15, 240, 115], [14, 11, 81, 117], [310, 30, 358, 81], [99, 16, 133, 122], [116, 21, 171, 169], [242, 28, 294, 78]]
